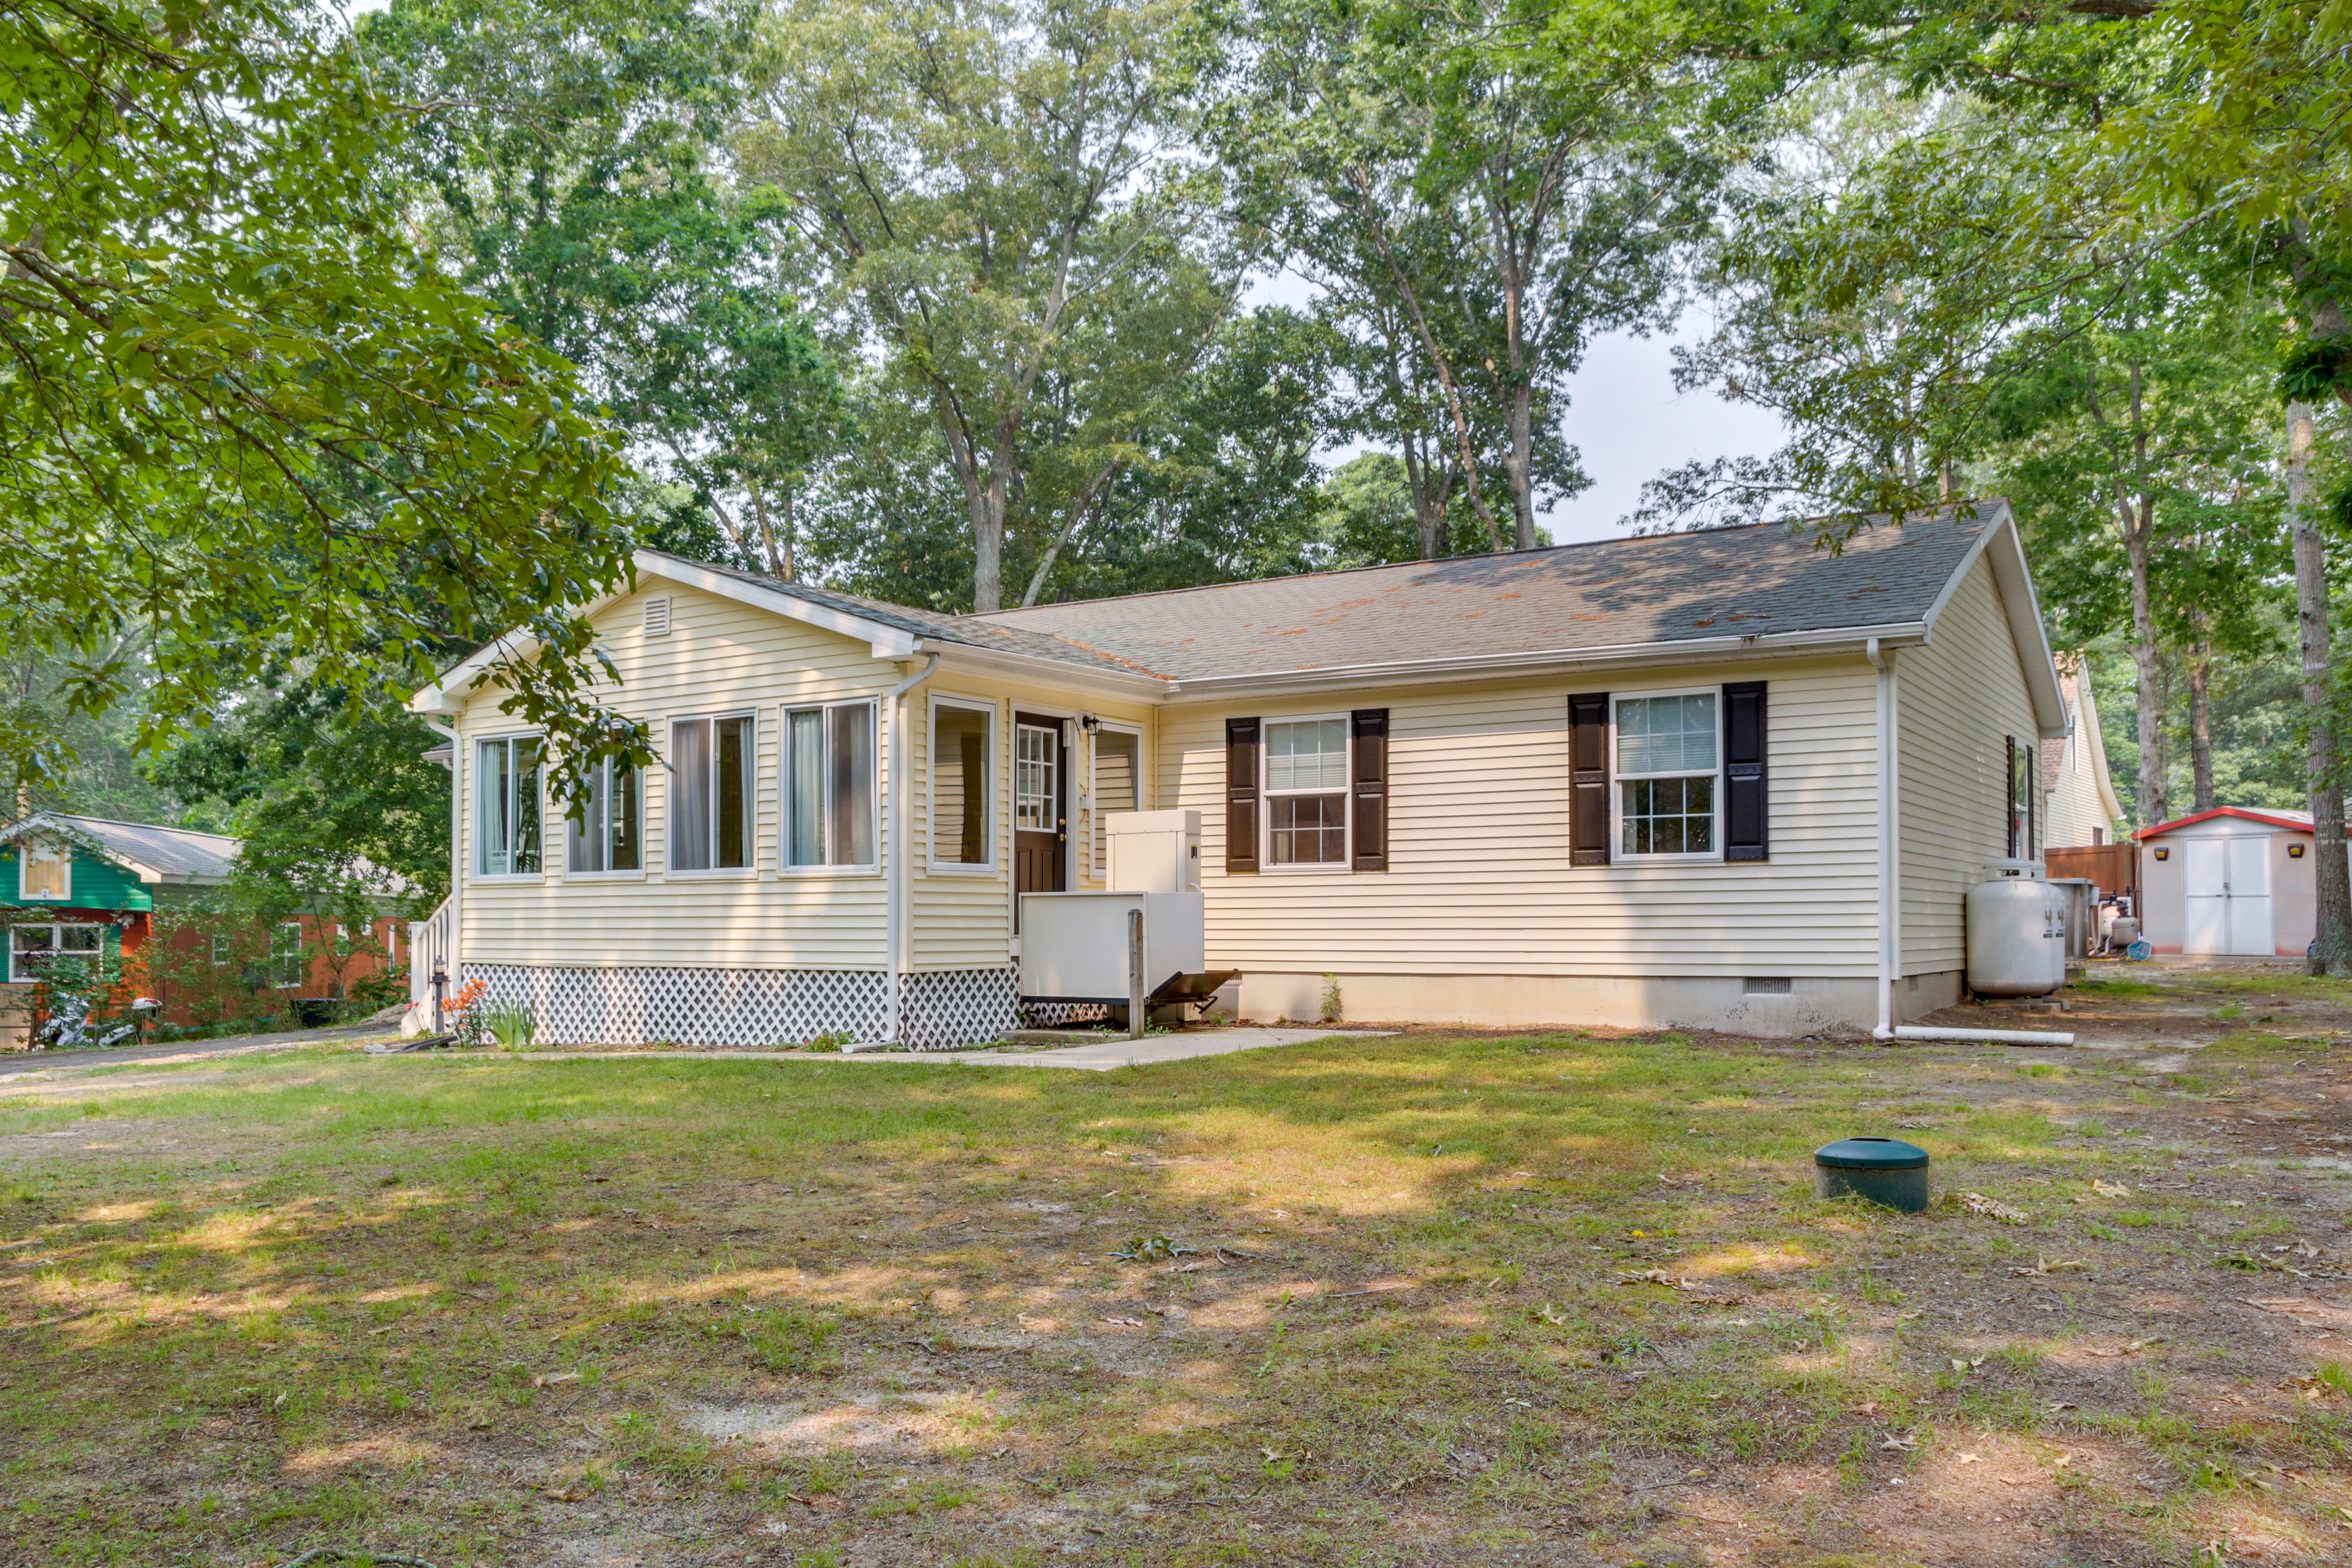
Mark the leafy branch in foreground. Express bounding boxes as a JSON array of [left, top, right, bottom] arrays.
[[0, 1, 651, 804]]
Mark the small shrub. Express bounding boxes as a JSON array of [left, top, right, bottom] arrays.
[[1319, 974, 1343, 1022], [481, 1004, 537, 1052], [804, 1030, 853, 1053]]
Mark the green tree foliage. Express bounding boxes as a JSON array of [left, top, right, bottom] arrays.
[[0, 1, 645, 805], [361, 0, 848, 579], [741, 0, 1240, 611]]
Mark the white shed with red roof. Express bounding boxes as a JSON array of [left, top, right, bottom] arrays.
[[2136, 807, 2331, 958]]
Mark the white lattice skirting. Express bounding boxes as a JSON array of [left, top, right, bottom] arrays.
[[466, 964, 1017, 1050]]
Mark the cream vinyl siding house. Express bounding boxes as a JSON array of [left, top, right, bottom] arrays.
[[2040, 656, 2125, 850], [409, 501, 2070, 1046]]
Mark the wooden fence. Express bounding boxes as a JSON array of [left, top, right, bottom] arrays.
[[2046, 842, 2139, 903]]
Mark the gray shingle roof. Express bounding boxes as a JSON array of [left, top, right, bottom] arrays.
[[967, 506, 1999, 681], [1, 814, 239, 881], [638, 551, 1167, 680]]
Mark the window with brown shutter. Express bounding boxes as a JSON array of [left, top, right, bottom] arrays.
[[1569, 693, 1610, 866], [1225, 717, 1261, 875], [1722, 681, 1768, 862], [1351, 709, 1388, 870]]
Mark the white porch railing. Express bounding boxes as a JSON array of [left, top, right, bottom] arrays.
[[406, 896, 454, 1024]]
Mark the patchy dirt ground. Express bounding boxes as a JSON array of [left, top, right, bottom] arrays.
[[4, 962, 2351, 1567]]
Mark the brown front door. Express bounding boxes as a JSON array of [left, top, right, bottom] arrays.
[[1013, 716, 1068, 923]]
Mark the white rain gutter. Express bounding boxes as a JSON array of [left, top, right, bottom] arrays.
[[1868, 639, 1899, 1040], [423, 719, 462, 1000], [878, 652, 941, 1049]]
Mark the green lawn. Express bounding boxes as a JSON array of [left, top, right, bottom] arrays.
[[4, 1025, 2350, 1566]]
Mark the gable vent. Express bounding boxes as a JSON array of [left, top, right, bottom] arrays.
[[643, 596, 671, 637]]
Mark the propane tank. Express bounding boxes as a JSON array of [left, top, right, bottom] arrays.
[[1966, 859, 2064, 997]]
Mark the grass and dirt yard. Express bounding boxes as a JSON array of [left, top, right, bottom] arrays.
[[5, 963, 2352, 1567]]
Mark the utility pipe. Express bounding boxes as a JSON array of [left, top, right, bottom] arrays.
[[423, 719, 462, 1033], [880, 652, 940, 1049], [1891, 1025, 2074, 1047], [1867, 639, 1901, 1040]]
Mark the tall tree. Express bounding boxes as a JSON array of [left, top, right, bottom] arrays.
[[741, 0, 1236, 611], [361, 0, 846, 580], [0, 1, 643, 803]]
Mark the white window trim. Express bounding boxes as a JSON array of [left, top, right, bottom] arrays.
[[8, 921, 108, 984], [927, 695, 1001, 875], [1610, 686, 1725, 863], [560, 755, 647, 881], [15, 839, 72, 903], [1261, 712, 1353, 874], [780, 698, 882, 877], [270, 921, 304, 990], [473, 731, 548, 882], [666, 709, 761, 880], [1087, 720, 1147, 883]]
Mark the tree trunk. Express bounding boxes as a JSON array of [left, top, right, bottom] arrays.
[[748, 478, 785, 580], [2122, 507, 2168, 828], [2187, 627, 2214, 814], [1507, 380, 1537, 551], [779, 483, 796, 583], [971, 431, 1016, 614], [2288, 399, 2352, 974]]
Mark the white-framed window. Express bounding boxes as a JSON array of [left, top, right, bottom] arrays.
[[785, 700, 877, 870], [8, 922, 104, 983], [1614, 690, 1719, 858], [671, 712, 755, 872], [930, 698, 995, 869], [565, 756, 643, 875], [1264, 716, 1349, 867], [209, 933, 232, 967], [17, 837, 70, 902], [271, 922, 303, 989], [475, 734, 545, 877], [1091, 725, 1142, 873], [1016, 722, 1058, 831]]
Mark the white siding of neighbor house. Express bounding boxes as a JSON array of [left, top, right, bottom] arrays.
[[1158, 657, 1883, 978], [2041, 662, 2119, 850], [451, 581, 902, 971], [906, 676, 1158, 972], [1896, 557, 2043, 976]]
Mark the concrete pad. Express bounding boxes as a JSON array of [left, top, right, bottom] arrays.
[[507, 1027, 1392, 1074]]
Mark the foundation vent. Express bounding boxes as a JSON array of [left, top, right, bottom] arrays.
[[1743, 977, 1792, 995]]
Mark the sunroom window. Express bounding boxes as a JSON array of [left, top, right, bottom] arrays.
[[1265, 718, 1348, 865], [1616, 693, 1717, 857], [476, 737, 543, 876], [786, 701, 876, 868], [7, 922, 102, 983], [672, 714, 754, 871], [565, 757, 641, 874]]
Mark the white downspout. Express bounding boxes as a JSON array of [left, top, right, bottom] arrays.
[[424, 718, 462, 1012], [1868, 639, 1899, 1039], [880, 652, 940, 1047]]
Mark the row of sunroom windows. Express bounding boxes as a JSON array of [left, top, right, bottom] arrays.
[[474, 701, 1144, 879]]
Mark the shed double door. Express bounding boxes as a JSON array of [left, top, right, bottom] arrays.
[[1012, 715, 1068, 929], [2183, 837, 2274, 956]]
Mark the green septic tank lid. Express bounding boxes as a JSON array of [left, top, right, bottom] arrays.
[[1814, 1136, 1929, 1170]]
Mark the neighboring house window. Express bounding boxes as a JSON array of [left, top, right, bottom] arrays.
[[477, 736, 544, 876], [785, 701, 876, 869], [17, 838, 70, 901], [8, 923, 102, 982], [210, 934, 231, 967], [566, 758, 643, 874], [1092, 728, 1140, 872], [931, 701, 993, 867], [1615, 692, 1717, 857], [1264, 717, 1349, 866], [671, 714, 754, 871], [271, 922, 303, 989], [2092, 827, 2105, 846]]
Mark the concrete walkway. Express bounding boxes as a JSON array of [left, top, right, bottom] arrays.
[[0, 1021, 401, 1080], [509, 1027, 1392, 1074]]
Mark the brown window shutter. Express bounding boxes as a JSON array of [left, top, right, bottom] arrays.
[[1722, 681, 1768, 862], [2005, 734, 2019, 858], [1569, 693, 1610, 866], [1225, 717, 1261, 875], [1351, 709, 1389, 870]]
